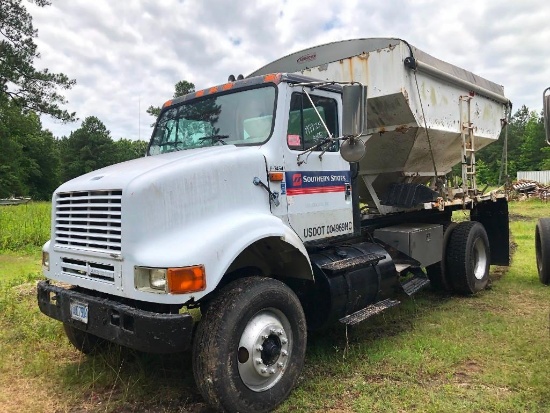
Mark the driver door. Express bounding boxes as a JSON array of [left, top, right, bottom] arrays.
[[283, 89, 353, 243]]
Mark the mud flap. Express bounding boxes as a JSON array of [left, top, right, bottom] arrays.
[[471, 197, 509, 266]]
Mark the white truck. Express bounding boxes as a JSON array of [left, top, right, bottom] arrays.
[[38, 38, 511, 412]]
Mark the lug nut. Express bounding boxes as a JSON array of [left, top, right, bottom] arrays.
[[277, 329, 283, 336], [281, 338, 288, 344], [262, 335, 269, 340], [261, 368, 267, 373], [256, 346, 263, 351], [256, 358, 263, 365], [270, 328, 276, 334], [277, 362, 284, 368], [269, 369, 275, 375], [281, 350, 288, 357]]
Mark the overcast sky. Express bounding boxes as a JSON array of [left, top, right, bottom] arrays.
[[27, 0, 550, 141]]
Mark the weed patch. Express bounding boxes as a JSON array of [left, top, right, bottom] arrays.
[[0, 202, 50, 251]]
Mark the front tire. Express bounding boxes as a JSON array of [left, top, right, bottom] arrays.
[[446, 221, 490, 295], [535, 218, 550, 285], [63, 323, 108, 355], [192, 276, 307, 413]]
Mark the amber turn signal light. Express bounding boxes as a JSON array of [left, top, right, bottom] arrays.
[[167, 265, 206, 294], [263, 73, 281, 84], [269, 172, 284, 181]]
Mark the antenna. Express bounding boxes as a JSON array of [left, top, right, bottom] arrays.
[[138, 95, 141, 141]]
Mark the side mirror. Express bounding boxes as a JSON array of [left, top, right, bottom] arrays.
[[341, 84, 367, 162], [544, 87, 550, 145], [340, 137, 366, 162], [342, 84, 367, 137]]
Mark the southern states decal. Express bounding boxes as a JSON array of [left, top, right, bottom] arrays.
[[285, 171, 350, 196]]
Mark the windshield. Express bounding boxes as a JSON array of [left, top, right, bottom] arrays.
[[148, 86, 276, 155]]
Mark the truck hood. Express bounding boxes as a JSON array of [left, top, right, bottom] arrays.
[[56, 146, 258, 193], [53, 145, 271, 261]]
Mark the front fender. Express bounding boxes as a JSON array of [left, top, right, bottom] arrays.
[[126, 212, 311, 303]]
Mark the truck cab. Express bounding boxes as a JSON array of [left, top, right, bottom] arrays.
[[40, 73, 360, 302], [149, 73, 355, 246]]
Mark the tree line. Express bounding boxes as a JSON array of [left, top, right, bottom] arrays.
[[0, 78, 195, 200], [477, 105, 549, 185], [2, 99, 547, 201], [0, 96, 149, 200]]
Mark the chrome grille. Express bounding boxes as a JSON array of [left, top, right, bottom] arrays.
[[55, 190, 122, 253]]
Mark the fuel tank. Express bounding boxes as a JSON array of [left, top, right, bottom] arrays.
[[304, 241, 397, 330]]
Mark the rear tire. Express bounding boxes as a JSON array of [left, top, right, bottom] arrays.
[[192, 276, 307, 413], [535, 218, 550, 285], [63, 323, 108, 355], [446, 221, 490, 295], [426, 223, 456, 291]]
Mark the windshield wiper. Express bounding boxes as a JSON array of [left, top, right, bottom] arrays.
[[198, 135, 228, 145]]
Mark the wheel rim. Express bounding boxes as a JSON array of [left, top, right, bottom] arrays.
[[472, 237, 488, 280], [237, 308, 292, 392]]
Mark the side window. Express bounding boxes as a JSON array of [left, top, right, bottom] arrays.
[[287, 92, 338, 152]]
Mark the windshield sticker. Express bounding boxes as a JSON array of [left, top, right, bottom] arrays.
[[285, 171, 350, 196], [287, 134, 301, 146]]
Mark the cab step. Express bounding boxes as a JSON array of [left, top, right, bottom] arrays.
[[401, 276, 430, 296], [339, 298, 400, 325], [320, 252, 386, 275]]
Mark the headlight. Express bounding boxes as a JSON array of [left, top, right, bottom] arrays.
[[135, 268, 167, 293], [135, 265, 206, 294], [149, 269, 167, 290]]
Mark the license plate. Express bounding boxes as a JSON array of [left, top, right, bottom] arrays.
[[70, 301, 89, 324]]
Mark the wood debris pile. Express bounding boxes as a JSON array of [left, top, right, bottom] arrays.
[[512, 179, 550, 200]]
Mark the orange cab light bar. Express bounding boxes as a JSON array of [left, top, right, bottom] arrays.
[[263, 73, 281, 84], [168, 74, 279, 104], [162, 99, 173, 108]]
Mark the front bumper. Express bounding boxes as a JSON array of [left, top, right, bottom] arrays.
[[37, 281, 194, 353]]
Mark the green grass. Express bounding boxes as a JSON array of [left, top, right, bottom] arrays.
[[0, 199, 549, 412], [0, 250, 41, 284]]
